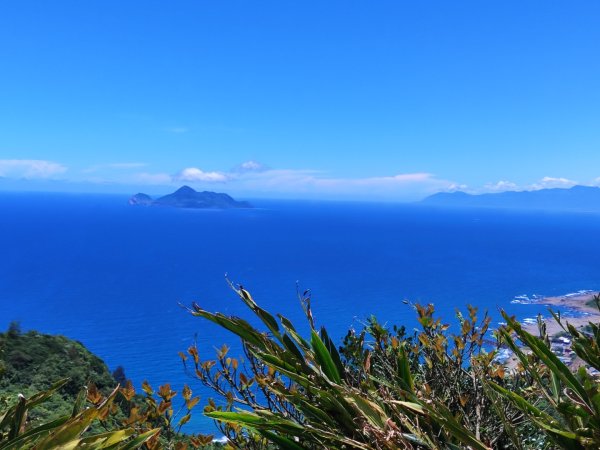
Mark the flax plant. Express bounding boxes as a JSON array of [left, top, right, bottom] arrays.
[[184, 283, 493, 449]]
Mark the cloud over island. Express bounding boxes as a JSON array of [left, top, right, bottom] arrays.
[[480, 176, 580, 194], [175, 167, 230, 183], [130, 162, 460, 200], [1, 158, 598, 201]]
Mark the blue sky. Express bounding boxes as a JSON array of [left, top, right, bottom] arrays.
[[1, 1, 600, 200]]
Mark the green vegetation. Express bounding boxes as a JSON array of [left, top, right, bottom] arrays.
[[0, 324, 217, 449], [585, 296, 599, 308], [491, 310, 600, 448], [0, 378, 159, 449], [3, 289, 600, 449], [182, 285, 600, 449], [0, 324, 117, 424]]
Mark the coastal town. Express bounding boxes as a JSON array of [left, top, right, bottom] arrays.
[[499, 290, 600, 377]]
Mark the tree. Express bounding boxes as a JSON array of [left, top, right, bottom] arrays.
[[113, 365, 128, 386], [7, 321, 21, 338]]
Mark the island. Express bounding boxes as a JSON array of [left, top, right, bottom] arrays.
[[128, 192, 153, 206], [128, 185, 252, 209]]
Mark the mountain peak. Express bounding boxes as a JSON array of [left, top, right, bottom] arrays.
[[174, 185, 196, 195]]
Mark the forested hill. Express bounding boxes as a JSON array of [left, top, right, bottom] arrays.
[[0, 324, 118, 422]]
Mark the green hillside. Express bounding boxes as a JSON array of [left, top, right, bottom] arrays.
[[0, 323, 117, 424]]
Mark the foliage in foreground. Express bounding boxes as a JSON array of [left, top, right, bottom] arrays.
[[184, 285, 600, 449], [0, 378, 159, 449], [491, 302, 600, 449], [0, 373, 223, 449], [3, 287, 600, 449], [0, 326, 217, 449]]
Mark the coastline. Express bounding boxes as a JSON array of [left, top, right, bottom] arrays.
[[502, 291, 600, 372], [520, 291, 600, 336]]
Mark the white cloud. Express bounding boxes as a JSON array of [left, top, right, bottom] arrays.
[[447, 183, 469, 192], [121, 164, 455, 200], [0, 159, 67, 179], [468, 177, 580, 195], [0, 158, 456, 200], [175, 167, 229, 182], [477, 177, 582, 194], [226, 169, 457, 200], [235, 160, 267, 172], [531, 176, 577, 190], [300, 172, 441, 191], [483, 180, 519, 192], [345, 173, 436, 185]]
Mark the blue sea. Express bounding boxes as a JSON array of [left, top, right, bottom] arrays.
[[2, 191, 600, 432]]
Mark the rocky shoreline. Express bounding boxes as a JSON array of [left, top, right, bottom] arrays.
[[520, 291, 600, 336], [502, 291, 600, 374]]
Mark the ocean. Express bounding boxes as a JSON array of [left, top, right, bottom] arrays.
[[1, 191, 600, 432]]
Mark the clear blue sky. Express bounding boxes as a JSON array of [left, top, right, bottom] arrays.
[[1, 1, 599, 200]]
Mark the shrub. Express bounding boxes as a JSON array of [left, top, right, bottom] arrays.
[[0, 378, 159, 449], [489, 297, 600, 449], [184, 283, 600, 449], [183, 284, 498, 449]]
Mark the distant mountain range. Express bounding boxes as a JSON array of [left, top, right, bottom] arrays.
[[129, 185, 252, 209], [421, 185, 600, 212]]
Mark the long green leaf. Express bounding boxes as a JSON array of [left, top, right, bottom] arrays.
[[278, 314, 311, 350], [319, 326, 345, 381], [253, 351, 313, 388], [282, 333, 308, 369], [425, 401, 492, 450], [77, 428, 136, 447], [8, 395, 26, 440], [488, 381, 578, 440], [190, 308, 269, 350], [259, 430, 306, 450], [34, 408, 99, 450], [344, 392, 387, 428], [237, 286, 282, 339], [497, 324, 552, 405], [0, 416, 69, 450], [206, 410, 305, 434], [310, 330, 341, 384], [0, 379, 69, 433], [396, 346, 414, 394], [504, 312, 590, 407], [71, 386, 88, 418], [116, 428, 161, 450], [481, 382, 524, 450]]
